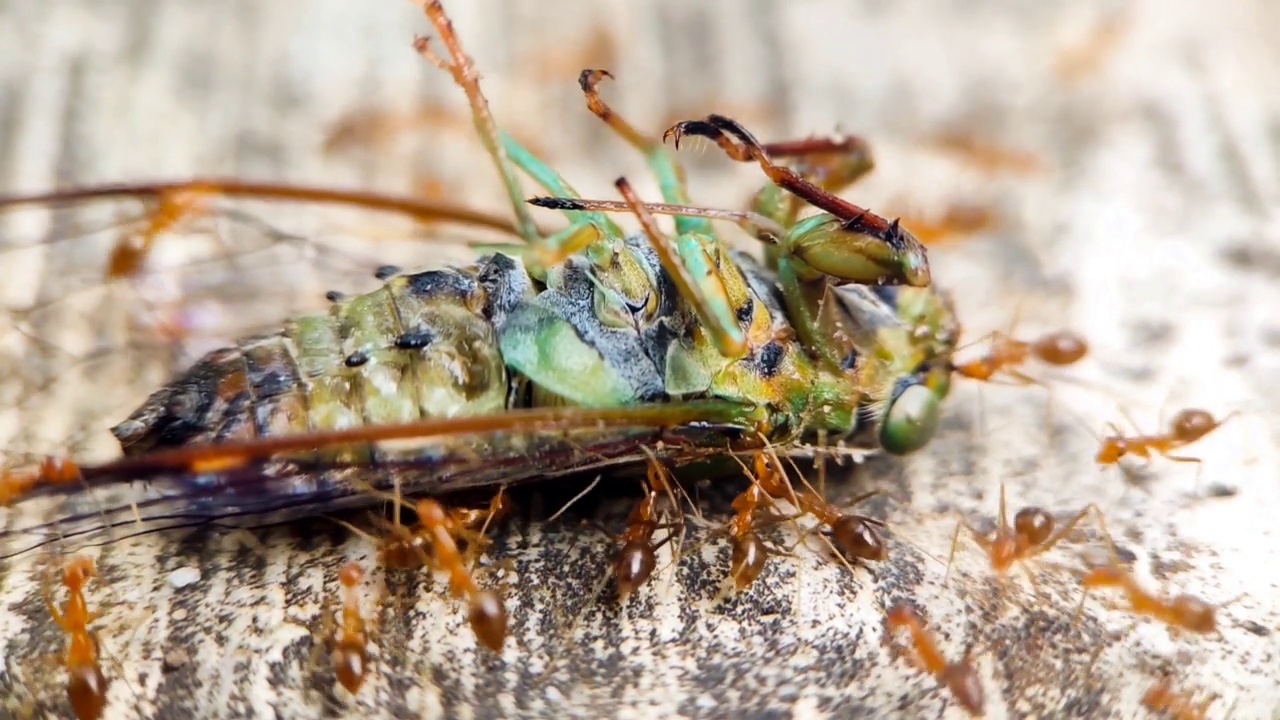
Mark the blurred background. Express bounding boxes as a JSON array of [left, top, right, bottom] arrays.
[[1, 1, 1278, 718]]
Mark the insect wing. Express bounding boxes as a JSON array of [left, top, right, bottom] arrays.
[[0, 187, 523, 551]]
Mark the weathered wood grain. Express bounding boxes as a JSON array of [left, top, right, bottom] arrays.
[[1, 1, 1278, 718]]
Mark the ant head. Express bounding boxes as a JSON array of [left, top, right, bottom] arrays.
[[1013, 508, 1054, 546], [884, 603, 916, 629], [414, 499, 447, 526], [1171, 594, 1217, 634], [339, 563, 364, 588], [1082, 565, 1127, 588], [1095, 437, 1128, 464], [64, 557, 96, 587]]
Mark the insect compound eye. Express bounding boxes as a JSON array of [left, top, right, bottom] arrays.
[[879, 382, 941, 455]]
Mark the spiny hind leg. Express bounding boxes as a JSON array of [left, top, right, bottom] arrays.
[[754, 133, 876, 227], [664, 114, 886, 231], [666, 114, 930, 287]]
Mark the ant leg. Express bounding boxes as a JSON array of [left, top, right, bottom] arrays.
[[615, 177, 748, 357], [945, 521, 992, 582], [579, 70, 708, 237], [41, 585, 71, 633], [1163, 453, 1205, 489], [1033, 504, 1106, 560]]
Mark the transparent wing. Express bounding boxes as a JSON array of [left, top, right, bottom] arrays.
[[0, 185, 524, 549]]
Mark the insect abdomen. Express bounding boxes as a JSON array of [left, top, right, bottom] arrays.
[[112, 264, 514, 456]]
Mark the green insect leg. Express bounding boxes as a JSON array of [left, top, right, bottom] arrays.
[[615, 179, 747, 358], [578, 70, 710, 237]]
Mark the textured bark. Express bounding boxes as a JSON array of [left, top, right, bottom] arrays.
[[1, 1, 1278, 718]]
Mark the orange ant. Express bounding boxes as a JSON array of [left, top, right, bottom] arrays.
[[886, 202, 998, 246], [1142, 676, 1215, 720], [347, 484, 508, 652], [1095, 408, 1237, 468], [377, 488, 510, 570], [613, 460, 685, 601], [108, 186, 212, 279], [43, 556, 109, 720], [884, 605, 984, 717], [0, 456, 82, 506], [751, 452, 887, 564], [413, 498, 508, 652], [327, 562, 373, 695], [951, 328, 1088, 384], [1077, 561, 1229, 636], [947, 484, 1103, 583], [718, 453, 805, 592]]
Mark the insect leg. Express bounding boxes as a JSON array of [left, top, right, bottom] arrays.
[[416, 1, 541, 245], [616, 178, 747, 357], [495, 130, 651, 278], [755, 133, 876, 228], [579, 69, 709, 237], [665, 114, 930, 288]]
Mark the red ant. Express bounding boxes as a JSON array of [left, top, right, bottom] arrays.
[[1095, 408, 1237, 468], [327, 562, 372, 694], [353, 486, 509, 652], [614, 460, 685, 601], [1142, 676, 1215, 720], [885, 605, 984, 717], [43, 556, 109, 720], [752, 452, 887, 564], [0, 456, 81, 506], [717, 452, 806, 593], [951, 328, 1088, 385], [413, 498, 508, 652], [948, 484, 1102, 583], [1075, 519, 1239, 637], [107, 186, 211, 280], [1078, 562, 1228, 636]]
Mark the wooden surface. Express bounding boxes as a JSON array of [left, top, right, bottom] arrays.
[[2, 1, 1279, 718]]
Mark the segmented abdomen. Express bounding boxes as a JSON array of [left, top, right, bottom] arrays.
[[111, 257, 527, 456]]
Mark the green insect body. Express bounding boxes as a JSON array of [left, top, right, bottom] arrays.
[[112, 54, 959, 474], [1, 2, 966, 563]]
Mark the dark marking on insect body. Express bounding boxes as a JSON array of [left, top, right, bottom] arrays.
[[527, 196, 584, 211], [404, 269, 478, 300], [325, 290, 346, 302], [756, 341, 785, 378], [374, 265, 402, 280], [395, 330, 435, 349], [344, 351, 370, 368]]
